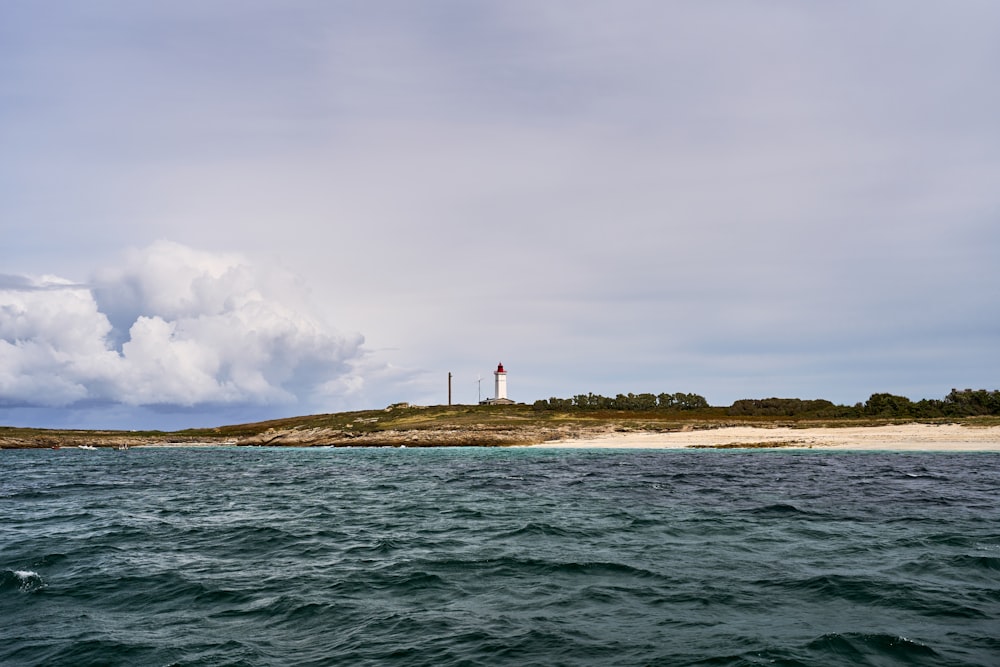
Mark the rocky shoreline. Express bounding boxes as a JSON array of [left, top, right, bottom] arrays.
[[222, 424, 578, 447], [0, 424, 592, 449]]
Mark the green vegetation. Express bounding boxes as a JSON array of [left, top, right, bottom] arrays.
[[860, 389, 1000, 418], [532, 388, 1000, 419], [533, 392, 710, 412]]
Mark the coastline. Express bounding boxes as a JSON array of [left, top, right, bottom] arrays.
[[5, 420, 1000, 451], [532, 423, 1000, 451]]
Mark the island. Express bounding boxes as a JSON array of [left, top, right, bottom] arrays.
[[3, 389, 1000, 450]]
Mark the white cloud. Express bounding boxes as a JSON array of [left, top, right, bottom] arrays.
[[0, 276, 119, 407], [0, 242, 364, 412]]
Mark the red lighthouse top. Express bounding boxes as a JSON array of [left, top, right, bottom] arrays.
[[496, 363, 505, 373]]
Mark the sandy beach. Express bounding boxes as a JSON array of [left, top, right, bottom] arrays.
[[534, 423, 1000, 451]]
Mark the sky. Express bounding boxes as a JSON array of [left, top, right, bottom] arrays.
[[2, 1, 999, 430]]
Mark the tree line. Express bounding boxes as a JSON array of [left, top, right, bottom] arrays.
[[855, 389, 1000, 418], [533, 392, 711, 412], [531, 388, 1000, 418]]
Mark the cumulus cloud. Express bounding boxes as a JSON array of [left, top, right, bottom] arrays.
[[0, 276, 120, 407], [0, 242, 364, 410]]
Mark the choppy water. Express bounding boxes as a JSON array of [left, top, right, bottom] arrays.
[[2, 446, 999, 666]]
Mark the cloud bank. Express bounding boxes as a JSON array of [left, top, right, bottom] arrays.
[[1, 242, 364, 418]]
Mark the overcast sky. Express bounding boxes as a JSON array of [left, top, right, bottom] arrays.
[[2, 1, 999, 429]]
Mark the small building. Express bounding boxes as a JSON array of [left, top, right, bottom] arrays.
[[481, 362, 515, 405]]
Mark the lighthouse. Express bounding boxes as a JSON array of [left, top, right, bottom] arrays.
[[480, 362, 514, 405], [494, 362, 507, 401]]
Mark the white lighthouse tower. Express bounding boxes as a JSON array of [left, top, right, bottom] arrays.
[[481, 362, 513, 404], [494, 362, 507, 401]]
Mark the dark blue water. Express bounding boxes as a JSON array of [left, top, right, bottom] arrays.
[[2, 447, 998, 666]]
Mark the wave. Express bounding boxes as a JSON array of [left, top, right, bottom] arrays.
[[343, 536, 407, 556], [0, 569, 44, 593], [36, 636, 262, 667], [764, 572, 991, 619], [495, 521, 592, 539], [896, 552, 1000, 595], [949, 553, 1000, 571], [28, 552, 68, 568], [764, 573, 896, 602], [412, 555, 668, 586], [902, 552, 1000, 574], [688, 632, 944, 666], [743, 503, 824, 518], [53, 569, 217, 606], [804, 632, 940, 664]]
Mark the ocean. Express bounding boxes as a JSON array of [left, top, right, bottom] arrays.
[[2, 446, 998, 666]]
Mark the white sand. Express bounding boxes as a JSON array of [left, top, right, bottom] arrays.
[[533, 423, 1000, 451]]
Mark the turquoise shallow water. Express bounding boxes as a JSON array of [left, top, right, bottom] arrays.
[[2, 447, 999, 666]]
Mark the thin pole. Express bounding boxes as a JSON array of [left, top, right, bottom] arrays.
[[448, 372, 452, 406]]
